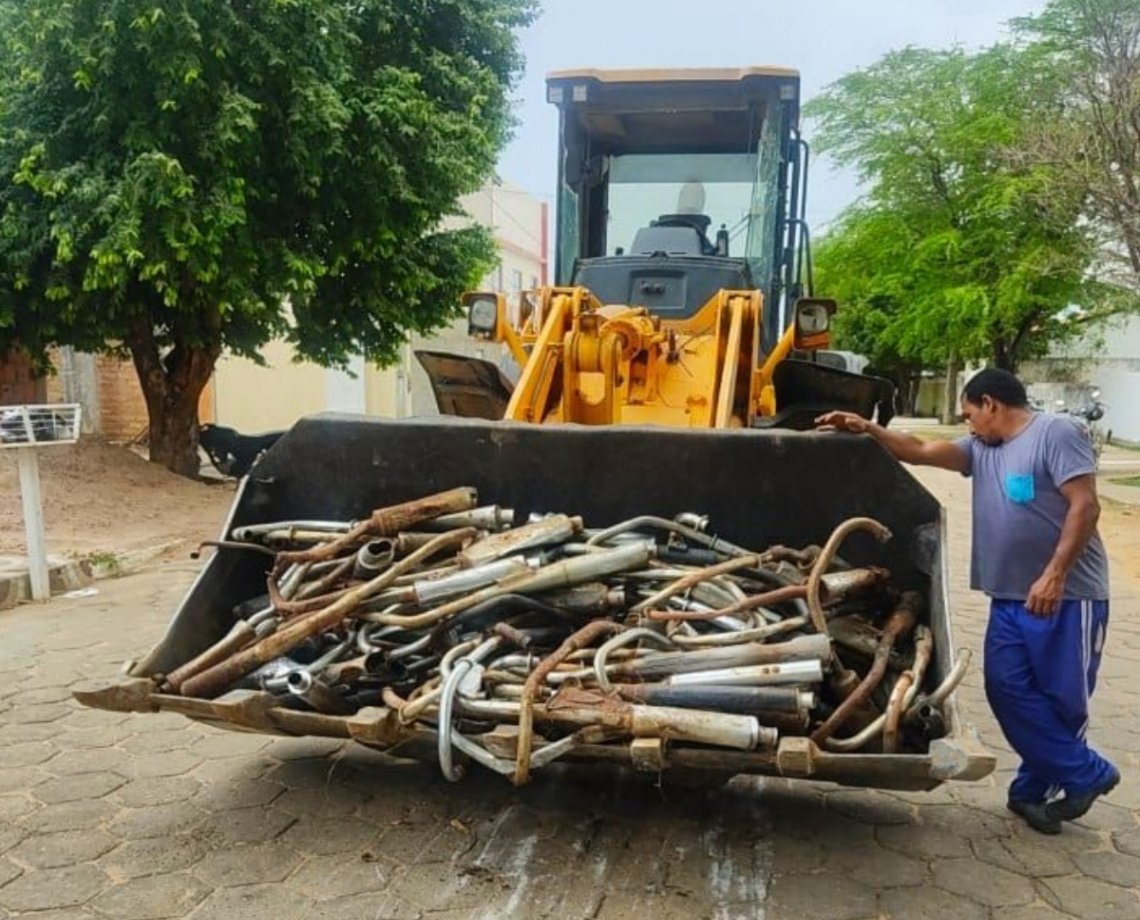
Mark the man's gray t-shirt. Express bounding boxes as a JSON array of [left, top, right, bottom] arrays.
[[955, 413, 1109, 600]]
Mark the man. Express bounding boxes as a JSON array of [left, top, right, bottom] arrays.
[[817, 368, 1119, 835], [653, 181, 718, 255]]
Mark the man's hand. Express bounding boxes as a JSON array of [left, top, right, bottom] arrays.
[[1026, 566, 1065, 616], [815, 411, 871, 434]]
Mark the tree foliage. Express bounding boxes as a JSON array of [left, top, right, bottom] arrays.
[[809, 45, 1113, 376], [1013, 0, 1140, 291], [0, 0, 534, 474]]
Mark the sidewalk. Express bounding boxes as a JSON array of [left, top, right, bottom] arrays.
[[0, 465, 1137, 919], [1099, 478, 1140, 507]]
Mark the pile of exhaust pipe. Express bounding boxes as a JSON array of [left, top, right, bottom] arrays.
[[163, 487, 969, 784]]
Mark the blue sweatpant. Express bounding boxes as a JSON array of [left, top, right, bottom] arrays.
[[985, 598, 1116, 802]]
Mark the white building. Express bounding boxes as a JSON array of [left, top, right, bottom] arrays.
[[205, 178, 548, 431], [393, 178, 548, 418], [1028, 314, 1140, 443]]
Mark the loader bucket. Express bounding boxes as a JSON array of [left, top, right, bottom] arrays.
[[414, 350, 513, 420], [80, 415, 992, 791], [761, 358, 897, 430]]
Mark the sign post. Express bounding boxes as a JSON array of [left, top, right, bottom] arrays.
[[1, 404, 82, 602]]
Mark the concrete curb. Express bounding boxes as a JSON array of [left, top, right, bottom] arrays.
[[0, 541, 182, 611], [0, 557, 92, 611]]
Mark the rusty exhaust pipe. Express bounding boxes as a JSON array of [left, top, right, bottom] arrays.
[[458, 514, 582, 567], [285, 671, 354, 715], [811, 592, 922, 745], [273, 487, 478, 570], [805, 517, 892, 635], [614, 634, 831, 679], [180, 529, 476, 699]]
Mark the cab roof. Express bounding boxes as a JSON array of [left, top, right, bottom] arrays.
[[547, 66, 800, 83], [546, 66, 800, 157]]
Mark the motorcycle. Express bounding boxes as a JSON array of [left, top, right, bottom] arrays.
[[1052, 389, 1109, 465]]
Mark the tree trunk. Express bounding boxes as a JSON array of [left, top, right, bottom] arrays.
[[126, 315, 219, 479], [992, 336, 1016, 372], [895, 374, 913, 418], [940, 351, 960, 425], [899, 364, 923, 416], [1002, 311, 1043, 376], [147, 392, 206, 478]]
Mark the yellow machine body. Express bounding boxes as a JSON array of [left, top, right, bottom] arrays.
[[479, 287, 827, 428], [422, 67, 892, 430]]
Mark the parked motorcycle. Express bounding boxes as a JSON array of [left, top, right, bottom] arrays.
[[1052, 389, 1110, 465]]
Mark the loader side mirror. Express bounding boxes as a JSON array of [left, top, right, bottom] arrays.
[[463, 292, 506, 341], [793, 298, 836, 350]]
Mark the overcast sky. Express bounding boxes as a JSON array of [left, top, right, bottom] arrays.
[[497, 0, 1047, 234]]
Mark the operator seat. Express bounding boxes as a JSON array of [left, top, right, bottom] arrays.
[[649, 213, 717, 255]]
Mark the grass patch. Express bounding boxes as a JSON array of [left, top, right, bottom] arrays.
[[1110, 475, 1140, 488], [84, 550, 121, 576]]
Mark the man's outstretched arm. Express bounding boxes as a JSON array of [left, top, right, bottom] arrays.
[[815, 411, 969, 473]]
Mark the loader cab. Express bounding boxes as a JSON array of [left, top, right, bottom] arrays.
[[428, 67, 894, 427], [548, 68, 809, 346]]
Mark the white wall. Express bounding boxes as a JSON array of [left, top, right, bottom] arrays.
[[1091, 367, 1140, 443], [1031, 370, 1140, 444], [390, 180, 545, 417], [1032, 313, 1140, 443], [369, 179, 547, 419], [1056, 314, 1140, 361], [324, 356, 367, 414], [1025, 370, 1140, 445], [460, 181, 547, 277], [209, 178, 547, 428]]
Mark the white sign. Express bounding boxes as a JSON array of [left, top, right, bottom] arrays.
[[0, 403, 81, 448], [1, 403, 82, 601]]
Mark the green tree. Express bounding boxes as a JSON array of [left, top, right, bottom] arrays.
[[1013, 0, 1140, 291], [0, 0, 534, 475], [813, 210, 927, 414], [809, 46, 1106, 376]]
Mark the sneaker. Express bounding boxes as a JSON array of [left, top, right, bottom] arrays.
[[1007, 798, 1062, 835], [1046, 767, 1121, 823], [1007, 802, 1057, 839]]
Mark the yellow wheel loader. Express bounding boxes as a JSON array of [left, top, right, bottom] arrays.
[[417, 68, 896, 430], [75, 68, 993, 793]]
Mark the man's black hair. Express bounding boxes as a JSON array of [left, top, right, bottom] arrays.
[[961, 367, 1028, 408]]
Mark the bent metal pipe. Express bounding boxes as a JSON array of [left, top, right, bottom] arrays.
[[159, 493, 961, 784]]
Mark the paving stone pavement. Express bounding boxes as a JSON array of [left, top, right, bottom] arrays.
[[0, 468, 1137, 919]]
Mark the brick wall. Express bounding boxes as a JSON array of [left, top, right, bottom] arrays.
[[96, 355, 149, 442], [88, 355, 216, 442], [7, 348, 215, 443], [0, 351, 46, 405]]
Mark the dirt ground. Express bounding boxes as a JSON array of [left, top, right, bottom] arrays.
[[0, 439, 233, 559], [1099, 498, 1140, 581]]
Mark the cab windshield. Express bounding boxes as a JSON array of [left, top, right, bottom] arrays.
[[606, 153, 756, 257], [560, 98, 786, 295]]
